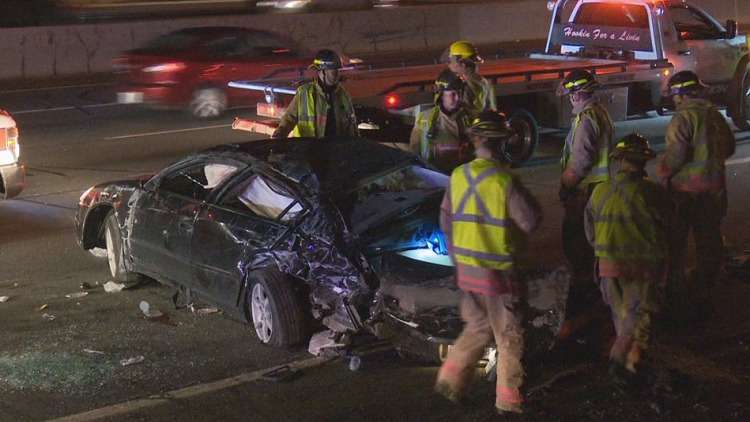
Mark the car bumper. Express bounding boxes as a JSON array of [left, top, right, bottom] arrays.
[[117, 84, 185, 108], [0, 162, 25, 199]]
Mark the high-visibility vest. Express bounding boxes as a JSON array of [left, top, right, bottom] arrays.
[[669, 101, 728, 192], [463, 73, 496, 118], [589, 172, 666, 263], [450, 159, 520, 270], [292, 83, 355, 138], [561, 103, 614, 185], [416, 107, 471, 162]]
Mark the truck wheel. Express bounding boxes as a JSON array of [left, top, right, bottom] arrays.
[[247, 267, 307, 348], [104, 211, 142, 283], [188, 86, 227, 119], [729, 57, 750, 130], [503, 109, 539, 167]]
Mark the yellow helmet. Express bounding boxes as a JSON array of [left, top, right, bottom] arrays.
[[448, 41, 482, 63]]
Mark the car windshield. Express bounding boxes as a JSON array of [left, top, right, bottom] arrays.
[[141, 32, 205, 52]]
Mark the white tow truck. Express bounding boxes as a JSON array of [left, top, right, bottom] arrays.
[[0, 109, 24, 200], [230, 0, 747, 165]]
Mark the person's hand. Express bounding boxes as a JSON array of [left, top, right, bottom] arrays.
[[558, 184, 573, 202]]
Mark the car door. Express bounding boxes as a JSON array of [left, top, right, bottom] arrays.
[[129, 160, 238, 286], [665, 3, 743, 85], [191, 170, 305, 307]]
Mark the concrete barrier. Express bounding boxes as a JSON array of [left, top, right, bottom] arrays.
[[0, 0, 746, 81]]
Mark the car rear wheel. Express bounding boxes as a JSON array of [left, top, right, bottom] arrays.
[[248, 268, 307, 348], [104, 211, 142, 283], [188, 86, 227, 119]]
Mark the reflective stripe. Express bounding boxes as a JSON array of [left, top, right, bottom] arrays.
[[452, 213, 506, 226], [496, 387, 523, 404], [561, 103, 613, 185], [453, 246, 513, 263]]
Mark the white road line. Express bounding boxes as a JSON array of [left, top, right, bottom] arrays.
[[46, 356, 330, 422], [11, 103, 120, 115], [727, 156, 750, 166], [105, 124, 232, 140], [0, 82, 112, 94]]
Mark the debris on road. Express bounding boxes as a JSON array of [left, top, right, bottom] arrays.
[[190, 305, 219, 315], [103, 281, 125, 293], [65, 292, 89, 299], [139, 301, 163, 318], [83, 349, 105, 355], [348, 355, 361, 371], [0, 296, 9, 303], [308, 330, 347, 356], [41, 314, 55, 321], [261, 365, 300, 382], [80, 281, 96, 290], [36, 304, 48, 311], [119, 356, 145, 366]]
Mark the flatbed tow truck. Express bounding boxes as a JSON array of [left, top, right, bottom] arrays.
[[229, 0, 748, 166]]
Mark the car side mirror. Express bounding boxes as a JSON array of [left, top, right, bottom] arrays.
[[724, 19, 737, 39]]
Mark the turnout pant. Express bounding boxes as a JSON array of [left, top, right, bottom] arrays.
[[436, 291, 524, 412], [599, 277, 660, 373]]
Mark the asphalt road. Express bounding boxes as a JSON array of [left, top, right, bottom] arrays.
[[0, 81, 749, 422]]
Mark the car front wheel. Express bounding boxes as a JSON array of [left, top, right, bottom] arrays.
[[104, 211, 142, 283], [188, 86, 227, 119], [248, 268, 307, 348]]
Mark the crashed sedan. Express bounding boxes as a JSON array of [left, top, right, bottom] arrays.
[[75, 137, 567, 354]]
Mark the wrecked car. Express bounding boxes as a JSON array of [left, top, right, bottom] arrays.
[[75, 137, 568, 355]]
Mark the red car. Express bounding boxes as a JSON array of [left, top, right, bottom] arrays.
[[113, 26, 311, 119]]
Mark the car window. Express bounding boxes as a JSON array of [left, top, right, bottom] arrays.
[[159, 162, 239, 201], [204, 35, 248, 57], [245, 33, 296, 57], [142, 32, 203, 52], [219, 174, 302, 221], [670, 5, 722, 40], [573, 3, 650, 28]]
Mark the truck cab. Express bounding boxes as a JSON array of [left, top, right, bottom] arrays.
[[548, 0, 750, 128]]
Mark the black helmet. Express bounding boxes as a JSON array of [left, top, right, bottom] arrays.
[[310, 49, 342, 70], [433, 69, 465, 104], [666, 71, 707, 96], [556, 69, 601, 96], [467, 110, 513, 138], [610, 132, 656, 161]]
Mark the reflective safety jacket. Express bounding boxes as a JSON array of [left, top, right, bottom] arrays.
[[561, 99, 615, 189], [656, 98, 735, 192], [275, 80, 358, 138], [450, 159, 522, 272], [409, 106, 472, 172], [463, 71, 497, 118], [584, 171, 672, 279]]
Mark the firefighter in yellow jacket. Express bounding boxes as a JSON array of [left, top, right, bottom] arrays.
[[409, 69, 472, 173], [557, 69, 615, 300], [655, 71, 735, 300], [584, 133, 673, 387], [273, 49, 359, 138], [446, 41, 496, 119], [435, 111, 542, 415]]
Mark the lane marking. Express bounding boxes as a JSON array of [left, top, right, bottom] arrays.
[[46, 356, 331, 422], [105, 124, 232, 140], [11, 103, 120, 115], [0, 82, 112, 94], [727, 156, 750, 166]]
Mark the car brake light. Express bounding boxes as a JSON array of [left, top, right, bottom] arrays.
[[386, 95, 398, 108], [5, 126, 19, 159], [143, 62, 187, 73]]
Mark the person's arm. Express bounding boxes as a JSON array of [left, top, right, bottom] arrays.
[[341, 89, 360, 137], [439, 183, 453, 255], [506, 176, 542, 233], [655, 113, 691, 183], [561, 115, 599, 189], [408, 113, 424, 156], [584, 193, 596, 247], [273, 90, 301, 138], [486, 79, 497, 111]]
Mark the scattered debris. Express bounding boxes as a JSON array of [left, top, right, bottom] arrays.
[[83, 349, 105, 355], [308, 330, 347, 356], [37, 304, 48, 311], [119, 356, 144, 366], [42, 314, 55, 321], [103, 282, 125, 293], [348, 355, 361, 371], [139, 301, 163, 318], [190, 305, 219, 315], [65, 292, 89, 299], [80, 282, 94, 290], [0, 296, 9, 303], [261, 365, 300, 382]]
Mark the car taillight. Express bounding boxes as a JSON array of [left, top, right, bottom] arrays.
[[79, 186, 95, 205], [5, 126, 19, 160], [142, 62, 187, 73], [385, 95, 399, 108]]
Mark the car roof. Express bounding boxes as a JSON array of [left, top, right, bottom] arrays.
[[205, 137, 422, 195]]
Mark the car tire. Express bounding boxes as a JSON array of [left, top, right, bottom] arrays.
[[188, 86, 227, 119], [104, 211, 142, 283], [729, 57, 750, 131], [504, 109, 539, 167], [248, 267, 307, 348]]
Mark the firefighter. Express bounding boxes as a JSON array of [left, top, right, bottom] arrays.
[[435, 111, 542, 415], [584, 133, 673, 387], [655, 71, 735, 306], [446, 41, 496, 118], [273, 49, 359, 138], [557, 69, 615, 303], [409, 69, 473, 173]]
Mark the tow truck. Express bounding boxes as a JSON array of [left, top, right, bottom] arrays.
[[229, 0, 747, 166]]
